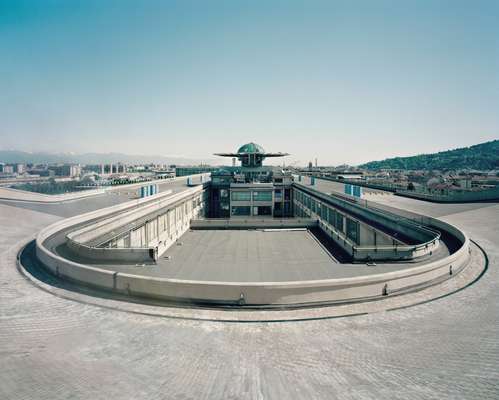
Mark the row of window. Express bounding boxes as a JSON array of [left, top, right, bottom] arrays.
[[231, 206, 272, 216], [110, 193, 204, 247], [231, 190, 273, 202], [295, 190, 360, 244]]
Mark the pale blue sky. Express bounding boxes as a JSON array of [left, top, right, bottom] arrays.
[[1, 0, 498, 165]]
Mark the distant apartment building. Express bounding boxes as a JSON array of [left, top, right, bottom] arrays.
[[48, 164, 77, 177], [175, 165, 219, 177], [3, 165, 14, 174], [27, 168, 53, 177], [69, 165, 82, 177], [16, 163, 26, 174]]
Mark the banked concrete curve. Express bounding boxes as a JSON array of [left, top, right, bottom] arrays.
[[34, 198, 472, 308], [0, 173, 207, 203]]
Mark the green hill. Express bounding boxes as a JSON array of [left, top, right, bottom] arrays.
[[359, 140, 499, 171]]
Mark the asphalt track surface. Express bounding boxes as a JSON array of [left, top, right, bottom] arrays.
[[0, 178, 498, 399]]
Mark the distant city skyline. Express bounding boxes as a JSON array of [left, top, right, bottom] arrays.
[[0, 138, 497, 169], [1, 0, 498, 165]]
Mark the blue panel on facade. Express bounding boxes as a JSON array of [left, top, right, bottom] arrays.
[[353, 185, 359, 197], [345, 184, 353, 195], [349, 185, 362, 198], [310, 176, 315, 185]]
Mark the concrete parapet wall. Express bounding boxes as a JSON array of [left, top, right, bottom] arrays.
[[190, 218, 317, 230], [37, 184, 204, 266], [295, 183, 437, 244], [65, 186, 205, 262], [0, 185, 106, 203], [293, 186, 441, 261], [316, 175, 499, 203], [1, 173, 207, 203], [35, 202, 471, 306], [114, 238, 469, 304], [66, 240, 154, 263], [397, 187, 499, 202], [66, 189, 174, 244]]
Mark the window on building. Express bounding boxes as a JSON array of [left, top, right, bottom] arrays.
[[231, 206, 251, 216], [283, 202, 290, 215], [321, 205, 328, 220], [255, 206, 272, 216], [220, 189, 229, 198], [231, 191, 251, 201], [253, 191, 272, 201], [335, 212, 344, 232], [328, 208, 336, 225], [346, 218, 360, 244], [284, 189, 291, 200]]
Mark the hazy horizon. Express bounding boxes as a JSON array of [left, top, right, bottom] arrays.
[[1, 0, 498, 165], [1, 138, 498, 167]]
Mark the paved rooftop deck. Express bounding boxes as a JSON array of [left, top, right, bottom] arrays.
[[52, 226, 450, 282], [1, 178, 498, 399], [158, 229, 337, 282]]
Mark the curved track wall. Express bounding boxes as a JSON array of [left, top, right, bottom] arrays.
[[35, 200, 471, 307]]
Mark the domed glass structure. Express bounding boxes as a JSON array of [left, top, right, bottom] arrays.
[[237, 142, 265, 154], [215, 143, 288, 168]]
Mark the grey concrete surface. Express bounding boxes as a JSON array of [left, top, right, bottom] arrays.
[[0, 175, 195, 218], [79, 228, 449, 281], [158, 229, 338, 281], [1, 193, 498, 399]]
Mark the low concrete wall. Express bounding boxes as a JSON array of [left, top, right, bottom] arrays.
[[35, 202, 471, 306], [64, 186, 205, 263], [36, 218, 117, 289], [66, 240, 154, 263], [113, 235, 469, 305], [397, 187, 499, 202], [293, 187, 441, 261], [191, 218, 317, 230], [66, 189, 173, 244], [295, 183, 438, 245], [316, 175, 499, 203], [0, 186, 106, 203], [1, 173, 207, 203], [37, 185, 202, 267]]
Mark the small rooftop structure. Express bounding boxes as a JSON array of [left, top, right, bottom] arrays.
[[215, 142, 289, 168]]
